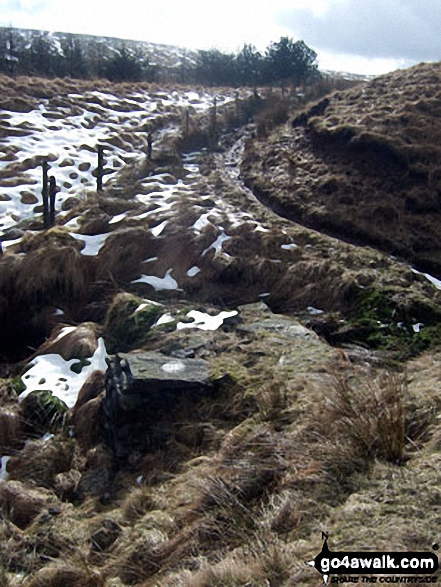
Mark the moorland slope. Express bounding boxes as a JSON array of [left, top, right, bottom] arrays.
[[0, 66, 440, 586]]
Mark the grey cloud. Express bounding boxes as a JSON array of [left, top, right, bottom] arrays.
[[3, 0, 48, 16], [279, 0, 441, 62]]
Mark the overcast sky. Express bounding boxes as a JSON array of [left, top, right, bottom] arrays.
[[1, 0, 439, 75]]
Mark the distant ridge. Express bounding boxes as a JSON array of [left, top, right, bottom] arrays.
[[0, 26, 373, 83]]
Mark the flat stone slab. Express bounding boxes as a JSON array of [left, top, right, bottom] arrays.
[[118, 351, 211, 394], [239, 317, 320, 342]]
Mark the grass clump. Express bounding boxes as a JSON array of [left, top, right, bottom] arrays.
[[324, 370, 406, 464], [104, 292, 162, 353], [19, 390, 68, 436]]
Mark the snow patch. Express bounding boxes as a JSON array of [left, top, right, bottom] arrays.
[[202, 232, 231, 255], [132, 269, 179, 290], [20, 338, 108, 409], [177, 310, 238, 331], [69, 232, 111, 255], [187, 266, 200, 277]]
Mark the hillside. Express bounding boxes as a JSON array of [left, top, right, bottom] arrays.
[[0, 65, 440, 586], [243, 62, 441, 276], [0, 27, 197, 82]]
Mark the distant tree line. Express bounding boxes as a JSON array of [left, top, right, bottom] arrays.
[[0, 28, 158, 82], [0, 27, 320, 88], [195, 38, 320, 89]]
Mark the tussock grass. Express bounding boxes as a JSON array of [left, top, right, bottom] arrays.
[[322, 370, 406, 463]]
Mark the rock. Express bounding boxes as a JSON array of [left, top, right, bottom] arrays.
[[102, 352, 214, 459], [31, 323, 100, 362], [239, 316, 320, 341], [76, 445, 114, 499], [72, 370, 106, 413], [0, 480, 59, 529], [117, 351, 212, 395], [54, 470, 81, 501], [71, 394, 104, 449]]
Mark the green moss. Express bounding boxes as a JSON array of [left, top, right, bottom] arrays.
[[336, 287, 441, 360], [20, 389, 68, 435], [104, 292, 163, 353]]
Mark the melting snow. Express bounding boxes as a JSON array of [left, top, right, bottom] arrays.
[[202, 232, 231, 255], [187, 266, 200, 277], [69, 232, 111, 255], [307, 307, 324, 315], [0, 456, 10, 483], [151, 220, 168, 237], [132, 269, 179, 290], [412, 268, 441, 290], [177, 310, 238, 331], [52, 326, 77, 343], [19, 338, 108, 409], [109, 212, 127, 224], [153, 313, 175, 327]]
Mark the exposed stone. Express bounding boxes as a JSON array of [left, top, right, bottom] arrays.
[[53, 469, 81, 501], [72, 394, 105, 449], [72, 370, 106, 413], [76, 445, 114, 499], [102, 352, 214, 459], [239, 316, 320, 341], [31, 323, 100, 362]]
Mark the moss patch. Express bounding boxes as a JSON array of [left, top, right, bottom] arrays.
[[104, 292, 163, 353], [331, 286, 441, 360]]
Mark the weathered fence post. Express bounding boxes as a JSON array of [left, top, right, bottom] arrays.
[[235, 91, 240, 125], [42, 160, 50, 229], [209, 96, 218, 150], [49, 176, 57, 227], [185, 109, 190, 135], [97, 145, 105, 193], [147, 132, 153, 161]]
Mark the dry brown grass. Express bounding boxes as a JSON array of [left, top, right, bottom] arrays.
[[322, 370, 406, 463]]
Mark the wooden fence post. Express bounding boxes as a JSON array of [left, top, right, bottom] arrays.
[[49, 176, 57, 227], [97, 145, 105, 193], [42, 160, 50, 229]]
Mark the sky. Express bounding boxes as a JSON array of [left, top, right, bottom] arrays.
[[1, 0, 440, 75]]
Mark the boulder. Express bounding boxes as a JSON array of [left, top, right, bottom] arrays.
[[102, 352, 213, 459], [76, 445, 114, 499], [30, 323, 100, 362], [72, 370, 105, 413]]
